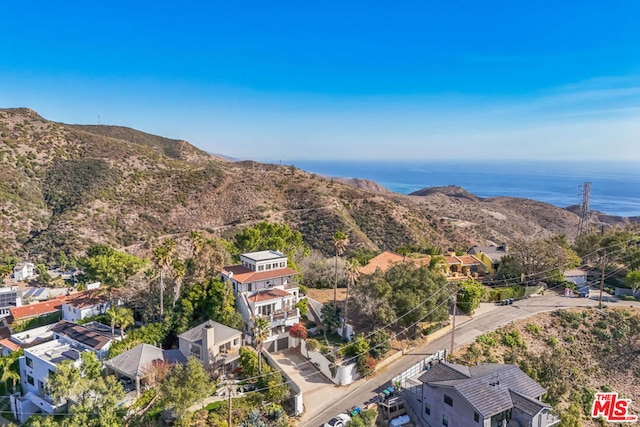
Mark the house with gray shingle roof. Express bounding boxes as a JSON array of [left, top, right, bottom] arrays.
[[177, 319, 243, 373], [415, 361, 559, 427], [104, 343, 188, 397]]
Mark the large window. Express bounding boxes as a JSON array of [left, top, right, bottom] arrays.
[[474, 412, 480, 422], [444, 394, 453, 407], [27, 375, 34, 386], [26, 357, 33, 368], [442, 414, 449, 426]]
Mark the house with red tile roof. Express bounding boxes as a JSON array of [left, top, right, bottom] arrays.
[[359, 251, 487, 282], [9, 296, 67, 323], [222, 250, 302, 352], [61, 289, 112, 322]]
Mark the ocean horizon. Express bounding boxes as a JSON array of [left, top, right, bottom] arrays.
[[281, 160, 640, 217]]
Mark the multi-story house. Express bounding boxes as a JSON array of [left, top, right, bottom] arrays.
[[220, 250, 302, 352], [12, 262, 36, 282], [0, 286, 21, 318], [61, 290, 112, 322], [177, 319, 243, 372], [12, 321, 118, 422], [414, 361, 559, 427]]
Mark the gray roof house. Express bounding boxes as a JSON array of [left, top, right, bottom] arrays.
[[414, 362, 559, 427], [177, 319, 243, 373], [104, 343, 187, 397]]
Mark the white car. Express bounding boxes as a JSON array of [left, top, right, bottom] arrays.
[[324, 413, 351, 427]]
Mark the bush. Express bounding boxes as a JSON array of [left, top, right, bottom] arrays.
[[502, 330, 526, 348], [477, 332, 499, 347], [368, 330, 391, 360], [548, 336, 559, 347], [356, 354, 377, 377], [526, 323, 542, 335]]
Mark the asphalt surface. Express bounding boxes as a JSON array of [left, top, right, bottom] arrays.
[[301, 291, 635, 427]]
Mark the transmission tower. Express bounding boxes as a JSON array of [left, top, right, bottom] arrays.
[[577, 182, 591, 236]]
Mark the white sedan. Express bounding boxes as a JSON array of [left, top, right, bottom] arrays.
[[323, 413, 352, 427]]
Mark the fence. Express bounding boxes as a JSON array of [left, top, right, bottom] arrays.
[[390, 350, 447, 389]]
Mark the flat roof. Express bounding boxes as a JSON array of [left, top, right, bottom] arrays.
[[241, 250, 287, 262], [26, 339, 82, 365]]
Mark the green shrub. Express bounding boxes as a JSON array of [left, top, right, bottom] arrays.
[[548, 336, 559, 347], [502, 330, 526, 348], [477, 332, 499, 347], [526, 323, 542, 335]]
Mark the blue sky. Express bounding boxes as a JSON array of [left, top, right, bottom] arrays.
[[2, 1, 640, 161]]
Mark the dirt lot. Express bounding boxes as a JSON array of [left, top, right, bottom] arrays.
[[306, 288, 347, 304]]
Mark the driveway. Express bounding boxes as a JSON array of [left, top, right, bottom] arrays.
[[271, 348, 336, 416]]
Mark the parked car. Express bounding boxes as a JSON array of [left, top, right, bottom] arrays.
[[323, 413, 351, 427]]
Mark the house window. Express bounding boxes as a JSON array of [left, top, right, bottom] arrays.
[[425, 403, 431, 416], [442, 414, 448, 426], [258, 265, 264, 271], [474, 412, 480, 422], [49, 369, 55, 377], [27, 375, 34, 386], [233, 338, 239, 346], [26, 357, 33, 368], [272, 263, 278, 269], [280, 262, 285, 267], [444, 394, 453, 407]]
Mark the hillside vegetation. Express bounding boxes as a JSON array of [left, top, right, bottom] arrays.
[[0, 107, 612, 260], [455, 307, 640, 427]]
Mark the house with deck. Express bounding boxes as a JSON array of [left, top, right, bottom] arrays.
[[413, 361, 559, 427], [221, 250, 302, 352], [177, 319, 243, 372]]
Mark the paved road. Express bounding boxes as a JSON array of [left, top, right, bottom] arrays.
[[300, 291, 637, 427]]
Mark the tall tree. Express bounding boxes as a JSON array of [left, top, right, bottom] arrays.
[[108, 306, 134, 339], [152, 239, 176, 319], [252, 317, 270, 374], [343, 259, 360, 339], [171, 259, 186, 307], [332, 231, 349, 306], [188, 230, 204, 258], [160, 357, 213, 420]]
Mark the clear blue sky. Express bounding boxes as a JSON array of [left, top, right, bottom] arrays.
[[2, 1, 640, 161]]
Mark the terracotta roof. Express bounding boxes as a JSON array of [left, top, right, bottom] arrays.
[[456, 255, 482, 265], [221, 265, 298, 283], [10, 296, 67, 320], [64, 290, 108, 309], [359, 251, 431, 275], [247, 288, 292, 303], [0, 338, 20, 352], [443, 254, 461, 265]]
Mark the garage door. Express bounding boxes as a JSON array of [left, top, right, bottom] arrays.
[[276, 336, 289, 352]]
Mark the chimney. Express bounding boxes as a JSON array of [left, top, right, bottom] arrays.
[[202, 322, 215, 366]]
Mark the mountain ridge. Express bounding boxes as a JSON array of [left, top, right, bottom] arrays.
[[1, 107, 627, 261]]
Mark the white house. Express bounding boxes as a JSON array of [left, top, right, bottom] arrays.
[[221, 250, 302, 352], [12, 263, 36, 282], [61, 290, 111, 322], [14, 340, 83, 422], [563, 269, 588, 286], [0, 286, 21, 318], [13, 321, 117, 422]]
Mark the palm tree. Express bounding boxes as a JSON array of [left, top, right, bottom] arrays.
[[0, 354, 21, 393], [108, 306, 134, 338], [189, 230, 204, 258], [171, 259, 186, 307], [332, 231, 349, 306], [152, 239, 176, 319], [253, 317, 270, 374], [342, 259, 360, 339]]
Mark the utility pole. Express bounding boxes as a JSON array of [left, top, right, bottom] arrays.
[[227, 379, 232, 427], [450, 288, 458, 358], [599, 253, 607, 310]]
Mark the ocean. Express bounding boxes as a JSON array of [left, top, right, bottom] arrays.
[[286, 160, 640, 217]]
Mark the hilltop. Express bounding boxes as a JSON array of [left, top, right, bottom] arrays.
[[0, 107, 603, 260], [455, 307, 640, 426]]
